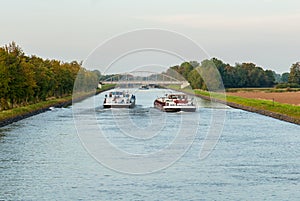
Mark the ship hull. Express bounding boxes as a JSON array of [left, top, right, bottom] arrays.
[[154, 100, 196, 112], [103, 101, 135, 108]]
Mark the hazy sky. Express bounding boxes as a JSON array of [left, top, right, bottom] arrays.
[[1, 0, 300, 73]]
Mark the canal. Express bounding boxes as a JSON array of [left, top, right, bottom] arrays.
[[0, 88, 299, 200]]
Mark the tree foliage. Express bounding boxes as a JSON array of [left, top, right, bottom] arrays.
[[281, 72, 290, 83], [0, 42, 99, 110], [288, 62, 300, 85], [169, 58, 276, 90]]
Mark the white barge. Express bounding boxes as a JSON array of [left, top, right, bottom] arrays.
[[154, 93, 196, 112], [103, 91, 136, 108]]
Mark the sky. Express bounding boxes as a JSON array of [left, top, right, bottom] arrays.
[[1, 0, 300, 73]]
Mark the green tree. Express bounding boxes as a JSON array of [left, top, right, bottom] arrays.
[[281, 72, 289, 83], [263, 70, 275, 87], [288, 62, 300, 84], [19, 59, 36, 104], [187, 68, 206, 90], [180, 62, 194, 80], [0, 61, 10, 110], [0, 42, 100, 111], [198, 59, 223, 91], [4, 41, 24, 57]]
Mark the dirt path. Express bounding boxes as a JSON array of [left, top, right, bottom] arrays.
[[227, 91, 300, 106]]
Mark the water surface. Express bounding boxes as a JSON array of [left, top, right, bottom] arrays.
[[0, 88, 299, 200]]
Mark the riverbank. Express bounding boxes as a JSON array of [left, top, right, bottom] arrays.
[[0, 84, 115, 127], [194, 89, 300, 125], [166, 85, 300, 125], [226, 91, 300, 106]]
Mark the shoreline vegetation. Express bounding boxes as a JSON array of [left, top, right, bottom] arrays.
[[168, 86, 300, 125], [1, 42, 299, 127], [0, 42, 101, 112], [1, 85, 299, 127], [0, 84, 115, 127], [194, 90, 300, 125], [165, 59, 300, 125], [0, 42, 115, 127]]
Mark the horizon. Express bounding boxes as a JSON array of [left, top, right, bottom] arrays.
[[1, 0, 299, 74], [1, 41, 292, 75]]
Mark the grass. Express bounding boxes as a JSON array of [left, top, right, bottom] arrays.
[[0, 97, 71, 121], [0, 84, 115, 122], [3, 84, 297, 124], [166, 85, 300, 120], [194, 89, 300, 119]]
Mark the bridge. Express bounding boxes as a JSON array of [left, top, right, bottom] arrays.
[[100, 71, 190, 89]]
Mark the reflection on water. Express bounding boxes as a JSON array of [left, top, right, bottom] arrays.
[[0, 88, 299, 200]]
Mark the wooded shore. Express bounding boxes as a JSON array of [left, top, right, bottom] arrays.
[[0, 85, 114, 127]]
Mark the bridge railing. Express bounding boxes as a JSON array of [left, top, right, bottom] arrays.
[[99, 71, 190, 89]]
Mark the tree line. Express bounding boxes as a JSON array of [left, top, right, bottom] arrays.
[[0, 42, 99, 111], [281, 62, 300, 88], [2, 42, 299, 110], [167, 58, 300, 90]]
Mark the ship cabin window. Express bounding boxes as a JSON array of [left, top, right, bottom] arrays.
[[112, 91, 124, 97], [168, 94, 187, 100], [168, 95, 177, 99]]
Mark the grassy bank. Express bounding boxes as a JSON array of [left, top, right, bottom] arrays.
[[0, 84, 115, 124], [167, 85, 300, 124], [0, 97, 70, 122], [194, 89, 300, 121], [195, 90, 300, 125]]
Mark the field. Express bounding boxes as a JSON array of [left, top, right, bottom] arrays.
[[226, 91, 300, 106], [193, 89, 300, 124]]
